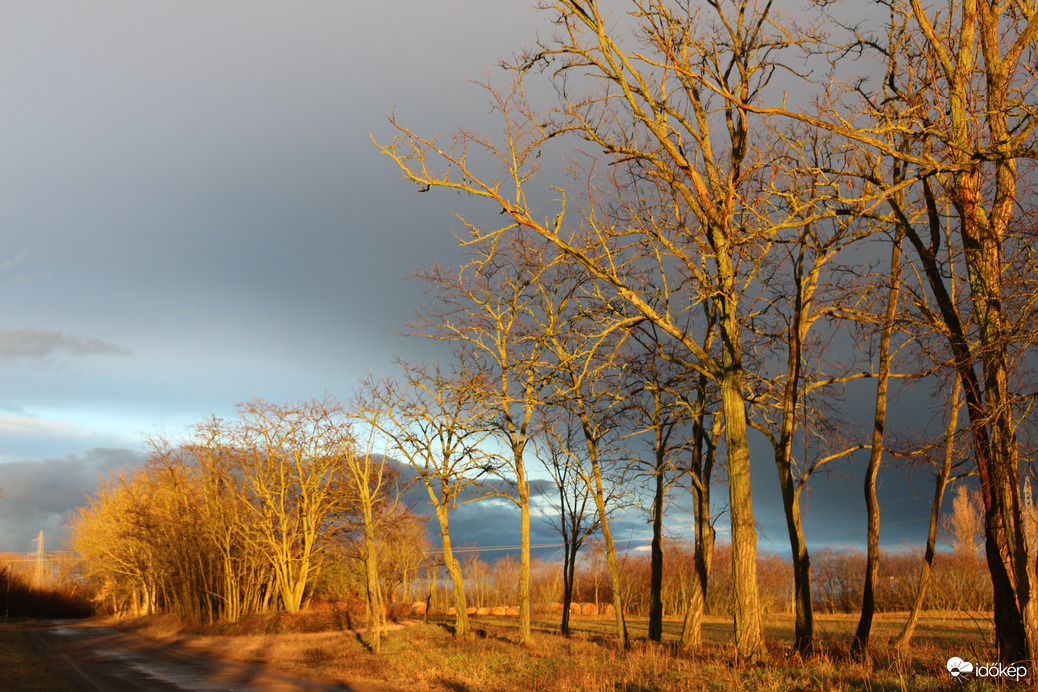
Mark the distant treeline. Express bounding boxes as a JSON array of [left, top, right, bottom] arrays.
[[376, 539, 991, 619], [0, 563, 93, 619]]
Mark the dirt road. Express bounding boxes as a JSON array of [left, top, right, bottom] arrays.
[[29, 621, 358, 691]]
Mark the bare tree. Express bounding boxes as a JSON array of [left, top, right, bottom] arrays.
[[216, 398, 354, 614], [340, 433, 394, 654], [407, 232, 555, 645], [734, 0, 1038, 662], [378, 0, 811, 660], [538, 410, 601, 637], [854, 221, 906, 654], [894, 374, 964, 648], [356, 359, 495, 639]]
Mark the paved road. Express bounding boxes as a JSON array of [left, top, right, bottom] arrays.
[[29, 621, 359, 691]]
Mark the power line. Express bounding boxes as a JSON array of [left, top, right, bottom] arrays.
[[428, 535, 653, 555]]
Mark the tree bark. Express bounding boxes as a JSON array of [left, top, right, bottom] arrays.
[[681, 470, 715, 649], [517, 458, 532, 645], [586, 436, 629, 649], [363, 521, 382, 655], [853, 223, 903, 654], [717, 279, 766, 663], [648, 453, 666, 642], [435, 505, 470, 639]]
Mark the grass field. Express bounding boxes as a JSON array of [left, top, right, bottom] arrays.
[[116, 609, 1023, 691], [0, 621, 73, 692]]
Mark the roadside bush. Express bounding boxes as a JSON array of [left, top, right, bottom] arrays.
[[0, 562, 93, 618]]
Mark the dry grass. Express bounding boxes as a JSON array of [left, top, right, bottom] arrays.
[[117, 610, 1017, 691], [0, 621, 74, 692]]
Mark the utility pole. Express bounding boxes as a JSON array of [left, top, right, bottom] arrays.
[[32, 531, 44, 587]]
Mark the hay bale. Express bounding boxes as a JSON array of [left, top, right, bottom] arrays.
[[447, 606, 457, 616], [581, 602, 598, 616], [389, 602, 412, 620], [345, 598, 367, 617], [476, 607, 490, 616], [506, 606, 519, 616], [533, 603, 546, 615], [600, 603, 615, 616], [490, 606, 506, 616], [570, 602, 581, 614], [411, 601, 427, 616], [466, 607, 477, 615], [551, 602, 564, 613]]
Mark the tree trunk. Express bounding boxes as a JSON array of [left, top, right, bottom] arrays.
[[895, 376, 960, 648], [517, 454, 532, 645], [681, 373, 716, 649], [717, 289, 766, 662], [681, 500, 714, 648], [782, 482, 813, 655], [853, 222, 903, 655], [561, 540, 577, 636], [364, 523, 382, 655], [588, 451, 628, 648], [649, 464, 665, 642], [436, 505, 470, 638]]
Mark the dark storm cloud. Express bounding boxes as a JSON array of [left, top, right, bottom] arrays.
[[440, 496, 571, 558], [0, 327, 131, 366], [0, 0, 546, 448], [392, 459, 582, 559], [0, 0, 961, 565], [0, 447, 145, 552]]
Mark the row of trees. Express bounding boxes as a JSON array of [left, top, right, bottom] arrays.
[[68, 0, 1038, 666], [393, 540, 991, 619], [377, 0, 1038, 666], [69, 393, 1005, 654], [69, 398, 413, 652], [0, 558, 92, 619]]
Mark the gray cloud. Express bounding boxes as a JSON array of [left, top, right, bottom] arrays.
[[0, 447, 145, 552], [0, 0, 960, 569], [0, 327, 131, 366]]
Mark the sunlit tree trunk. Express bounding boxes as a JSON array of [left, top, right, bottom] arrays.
[[854, 223, 904, 654], [435, 505, 470, 638]]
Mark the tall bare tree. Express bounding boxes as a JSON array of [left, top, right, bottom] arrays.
[[538, 410, 602, 637], [378, 0, 811, 660], [408, 232, 554, 645], [736, 0, 1038, 662], [356, 359, 495, 639], [854, 221, 906, 654], [340, 433, 393, 654]]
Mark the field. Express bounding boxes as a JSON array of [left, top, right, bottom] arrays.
[[114, 610, 1018, 691], [0, 621, 74, 692]]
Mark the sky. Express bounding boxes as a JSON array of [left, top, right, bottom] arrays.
[[0, 1, 954, 559]]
